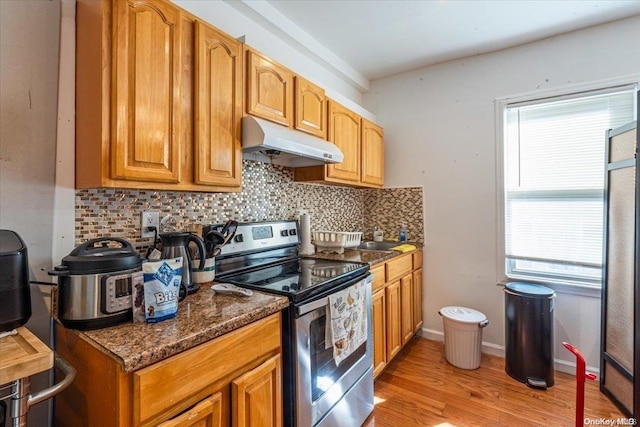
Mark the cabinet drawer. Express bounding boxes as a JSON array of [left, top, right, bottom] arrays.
[[386, 254, 413, 283], [133, 313, 281, 425], [371, 264, 385, 292], [413, 250, 423, 270]]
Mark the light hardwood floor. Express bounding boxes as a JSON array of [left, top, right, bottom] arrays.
[[365, 337, 625, 426]]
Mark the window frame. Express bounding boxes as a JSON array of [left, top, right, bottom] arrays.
[[495, 77, 639, 297]]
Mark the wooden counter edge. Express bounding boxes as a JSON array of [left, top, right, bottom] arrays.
[[0, 327, 54, 385]]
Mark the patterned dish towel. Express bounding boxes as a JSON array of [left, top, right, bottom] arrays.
[[328, 281, 367, 366]]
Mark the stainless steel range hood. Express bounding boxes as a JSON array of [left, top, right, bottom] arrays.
[[242, 116, 343, 167]]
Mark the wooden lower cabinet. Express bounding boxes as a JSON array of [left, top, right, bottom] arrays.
[[385, 280, 402, 362], [160, 354, 281, 427], [55, 313, 282, 427], [413, 268, 423, 332], [400, 273, 413, 345], [158, 393, 223, 427], [372, 250, 423, 379], [232, 354, 282, 427], [372, 289, 387, 378]]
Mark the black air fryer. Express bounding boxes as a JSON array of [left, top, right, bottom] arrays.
[[0, 230, 32, 332]]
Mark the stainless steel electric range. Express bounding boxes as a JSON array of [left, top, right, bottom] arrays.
[[211, 220, 374, 427]]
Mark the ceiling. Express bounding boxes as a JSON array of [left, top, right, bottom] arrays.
[[242, 0, 640, 86]]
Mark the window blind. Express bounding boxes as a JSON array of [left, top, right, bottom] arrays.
[[504, 87, 636, 285]]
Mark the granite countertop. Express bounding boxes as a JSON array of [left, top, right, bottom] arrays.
[[308, 249, 398, 265], [70, 245, 421, 373], [75, 288, 289, 373], [308, 244, 422, 265]]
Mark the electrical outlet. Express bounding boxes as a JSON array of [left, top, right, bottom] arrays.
[[141, 211, 159, 238]]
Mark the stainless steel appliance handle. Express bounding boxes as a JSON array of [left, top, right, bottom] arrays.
[[28, 353, 76, 407], [297, 295, 331, 316], [297, 274, 373, 317]]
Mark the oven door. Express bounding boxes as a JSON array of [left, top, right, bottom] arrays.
[[294, 274, 373, 427]]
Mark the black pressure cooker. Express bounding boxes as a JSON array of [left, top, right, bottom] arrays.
[[49, 237, 142, 330]]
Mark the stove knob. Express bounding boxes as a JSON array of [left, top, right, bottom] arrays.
[[280, 230, 289, 237], [234, 234, 244, 243], [289, 229, 297, 236]]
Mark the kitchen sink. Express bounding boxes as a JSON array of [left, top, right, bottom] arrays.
[[357, 241, 410, 251]]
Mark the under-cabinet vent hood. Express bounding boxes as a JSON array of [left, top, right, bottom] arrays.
[[242, 116, 343, 168]]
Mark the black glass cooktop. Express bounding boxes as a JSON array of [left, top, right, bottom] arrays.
[[218, 258, 369, 303]]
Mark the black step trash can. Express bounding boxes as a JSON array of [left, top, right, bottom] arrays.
[[504, 282, 556, 389]]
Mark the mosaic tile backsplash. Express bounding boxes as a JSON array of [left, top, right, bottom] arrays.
[[362, 187, 424, 243], [76, 160, 423, 252]]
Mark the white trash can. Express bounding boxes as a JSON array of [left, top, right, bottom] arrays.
[[439, 306, 489, 370]]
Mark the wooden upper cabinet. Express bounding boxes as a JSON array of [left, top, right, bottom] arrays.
[[326, 100, 361, 182], [111, 0, 182, 183], [294, 100, 384, 188], [194, 21, 242, 188], [246, 49, 293, 127], [76, 0, 242, 192], [361, 119, 384, 187], [294, 76, 326, 139]]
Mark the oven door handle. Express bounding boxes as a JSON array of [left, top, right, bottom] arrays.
[[297, 296, 330, 317], [296, 274, 373, 317]]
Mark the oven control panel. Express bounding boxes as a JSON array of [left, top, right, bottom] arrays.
[[218, 220, 300, 256]]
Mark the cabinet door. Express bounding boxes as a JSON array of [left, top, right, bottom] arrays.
[[413, 268, 423, 333], [158, 393, 223, 427], [327, 101, 361, 182], [232, 354, 282, 427], [400, 273, 413, 345], [385, 281, 402, 361], [372, 289, 387, 379], [294, 76, 326, 139], [194, 21, 242, 188], [111, 0, 182, 183], [361, 119, 384, 187], [246, 50, 293, 127]]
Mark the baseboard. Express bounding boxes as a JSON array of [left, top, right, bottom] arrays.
[[420, 327, 600, 379]]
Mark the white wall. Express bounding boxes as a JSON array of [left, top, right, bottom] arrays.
[[0, 1, 61, 425], [364, 15, 640, 372]]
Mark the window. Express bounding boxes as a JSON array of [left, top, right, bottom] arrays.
[[502, 86, 636, 288]]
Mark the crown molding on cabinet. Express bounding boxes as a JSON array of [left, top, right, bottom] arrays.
[[222, 0, 370, 93]]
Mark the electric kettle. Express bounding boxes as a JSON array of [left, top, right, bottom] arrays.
[[159, 232, 206, 295]]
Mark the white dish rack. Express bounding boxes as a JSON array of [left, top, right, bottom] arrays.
[[312, 231, 362, 254]]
